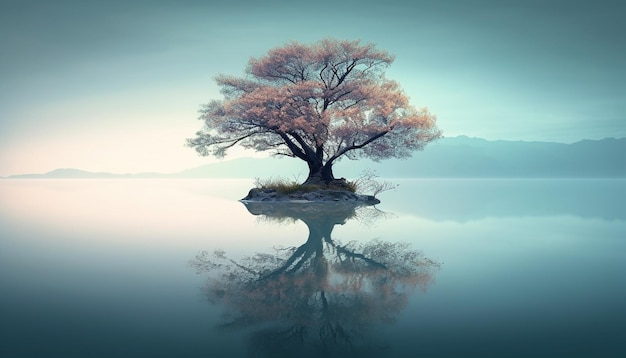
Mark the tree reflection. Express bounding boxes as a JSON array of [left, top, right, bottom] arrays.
[[190, 201, 440, 357]]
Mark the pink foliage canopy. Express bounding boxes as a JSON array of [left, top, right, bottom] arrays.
[[188, 38, 441, 175]]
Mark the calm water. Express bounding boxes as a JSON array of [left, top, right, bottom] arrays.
[[1, 179, 624, 357]]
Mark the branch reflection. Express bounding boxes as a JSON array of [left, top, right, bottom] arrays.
[[190, 201, 440, 357]]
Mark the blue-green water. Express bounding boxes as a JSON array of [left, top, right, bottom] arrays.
[[1, 179, 624, 357]]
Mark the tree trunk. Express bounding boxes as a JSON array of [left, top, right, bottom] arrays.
[[303, 161, 353, 191], [304, 161, 335, 185]]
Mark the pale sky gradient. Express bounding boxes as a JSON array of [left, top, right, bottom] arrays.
[[1, 0, 624, 176]]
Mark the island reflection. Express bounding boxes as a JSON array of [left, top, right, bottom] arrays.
[[190, 201, 440, 357]]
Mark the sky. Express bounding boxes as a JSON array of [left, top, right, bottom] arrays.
[[1, 0, 624, 176]]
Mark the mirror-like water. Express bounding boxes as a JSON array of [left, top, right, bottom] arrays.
[[1, 179, 624, 357]]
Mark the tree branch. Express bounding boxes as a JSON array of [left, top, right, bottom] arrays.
[[277, 132, 308, 161], [286, 131, 317, 159], [326, 130, 390, 165]]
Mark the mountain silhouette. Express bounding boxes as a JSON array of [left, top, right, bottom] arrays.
[[5, 136, 625, 179]]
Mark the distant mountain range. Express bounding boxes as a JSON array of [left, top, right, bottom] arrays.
[[5, 136, 626, 179]]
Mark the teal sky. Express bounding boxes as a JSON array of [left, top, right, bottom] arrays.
[[1, 0, 624, 176]]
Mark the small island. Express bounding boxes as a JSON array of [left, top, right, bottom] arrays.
[[241, 180, 380, 204], [240, 174, 400, 205]]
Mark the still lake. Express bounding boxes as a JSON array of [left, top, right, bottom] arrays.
[[1, 178, 624, 357]]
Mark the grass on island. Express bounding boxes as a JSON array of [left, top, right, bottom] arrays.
[[253, 177, 357, 194], [254, 170, 398, 197]]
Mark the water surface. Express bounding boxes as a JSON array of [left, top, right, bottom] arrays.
[[1, 179, 624, 357]]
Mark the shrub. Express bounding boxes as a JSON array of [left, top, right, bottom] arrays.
[[351, 169, 398, 197]]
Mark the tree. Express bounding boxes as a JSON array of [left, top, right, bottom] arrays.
[[187, 38, 441, 186]]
